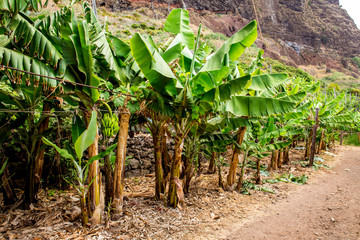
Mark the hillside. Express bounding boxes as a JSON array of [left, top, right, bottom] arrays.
[[96, 0, 360, 88]]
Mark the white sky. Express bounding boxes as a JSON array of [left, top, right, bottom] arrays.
[[339, 0, 360, 28]]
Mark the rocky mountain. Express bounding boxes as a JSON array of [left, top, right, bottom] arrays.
[[99, 0, 360, 75]]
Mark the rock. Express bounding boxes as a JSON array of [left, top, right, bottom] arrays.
[[129, 158, 140, 169], [331, 217, 336, 222], [71, 206, 81, 221]]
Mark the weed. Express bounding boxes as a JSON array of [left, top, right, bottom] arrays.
[[351, 57, 360, 68], [140, 23, 148, 30], [48, 189, 56, 197], [241, 180, 275, 195], [123, 29, 131, 35], [131, 24, 140, 29], [344, 133, 360, 146], [263, 173, 308, 185], [322, 71, 346, 82]]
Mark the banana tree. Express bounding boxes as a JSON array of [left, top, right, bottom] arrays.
[[0, 0, 66, 205], [43, 111, 117, 226]]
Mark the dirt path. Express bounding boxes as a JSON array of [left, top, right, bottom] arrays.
[[225, 146, 360, 240]]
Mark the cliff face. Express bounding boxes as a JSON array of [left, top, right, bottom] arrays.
[[100, 0, 360, 73], [180, 0, 360, 70]]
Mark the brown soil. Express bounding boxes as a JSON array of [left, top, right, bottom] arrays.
[[1, 145, 359, 239]]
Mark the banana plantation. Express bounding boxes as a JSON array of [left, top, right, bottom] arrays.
[[0, 0, 359, 238]]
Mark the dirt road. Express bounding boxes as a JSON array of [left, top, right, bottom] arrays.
[[226, 146, 360, 240]]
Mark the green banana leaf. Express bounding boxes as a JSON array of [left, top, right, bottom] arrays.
[[70, 20, 100, 102], [164, 8, 194, 50], [74, 111, 97, 161], [0, 0, 36, 14], [193, 20, 257, 92], [223, 96, 296, 117], [43, 137, 75, 161], [11, 14, 62, 67], [71, 115, 86, 145], [130, 33, 177, 96], [279, 91, 307, 102], [0, 47, 58, 88], [250, 73, 289, 91]]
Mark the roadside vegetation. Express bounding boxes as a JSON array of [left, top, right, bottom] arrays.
[[0, 0, 359, 238]]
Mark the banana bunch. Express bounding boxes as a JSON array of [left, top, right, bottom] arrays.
[[252, 121, 262, 139], [102, 113, 120, 137]]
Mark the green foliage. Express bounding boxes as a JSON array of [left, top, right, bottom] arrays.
[[264, 173, 308, 185], [1, 1, 358, 219], [267, 59, 314, 81], [241, 180, 275, 195], [164, 8, 194, 50], [131, 23, 140, 29], [0, 159, 7, 176], [323, 71, 346, 82], [328, 83, 340, 91], [74, 111, 97, 161], [351, 57, 360, 68], [344, 133, 360, 146]]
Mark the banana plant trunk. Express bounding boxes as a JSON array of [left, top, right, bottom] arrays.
[[227, 127, 247, 188], [80, 191, 89, 226], [168, 134, 184, 207], [104, 152, 113, 206], [153, 133, 164, 200], [183, 155, 194, 194], [255, 158, 261, 184], [318, 130, 325, 153], [235, 149, 249, 192], [25, 102, 51, 204], [88, 128, 102, 224], [112, 108, 131, 213], [207, 152, 216, 174], [161, 129, 171, 178], [1, 157, 17, 205], [340, 130, 344, 145], [269, 150, 278, 170], [283, 147, 290, 164], [277, 150, 283, 168], [305, 130, 312, 159]]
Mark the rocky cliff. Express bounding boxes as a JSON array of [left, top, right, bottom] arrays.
[[99, 0, 360, 74]]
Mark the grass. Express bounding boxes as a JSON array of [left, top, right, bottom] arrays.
[[344, 133, 360, 146], [351, 57, 360, 68], [322, 71, 346, 82], [264, 58, 314, 80]]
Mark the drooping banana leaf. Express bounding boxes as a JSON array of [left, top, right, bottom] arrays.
[[130, 33, 177, 97], [11, 14, 63, 67], [0, 47, 58, 88], [0, 0, 39, 14], [223, 96, 296, 117], [250, 73, 289, 92], [279, 91, 307, 103]]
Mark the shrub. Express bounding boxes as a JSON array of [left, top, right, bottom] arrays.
[[351, 57, 360, 68], [344, 133, 360, 146], [328, 83, 340, 91], [322, 71, 345, 82], [131, 23, 140, 29], [140, 23, 148, 29]]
